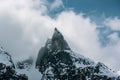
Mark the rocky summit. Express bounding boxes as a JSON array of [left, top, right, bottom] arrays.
[[36, 28, 120, 80]]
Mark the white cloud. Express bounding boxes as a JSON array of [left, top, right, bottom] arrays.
[[53, 11, 101, 61], [108, 32, 120, 43], [50, 0, 64, 10], [101, 18, 120, 70], [54, 11, 120, 71], [0, 0, 120, 71], [0, 0, 54, 61], [105, 17, 120, 30]]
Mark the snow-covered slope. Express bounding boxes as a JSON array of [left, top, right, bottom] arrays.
[[0, 47, 14, 67], [16, 63, 42, 80], [0, 47, 28, 80], [16, 57, 42, 80], [36, 28, 120, 80]]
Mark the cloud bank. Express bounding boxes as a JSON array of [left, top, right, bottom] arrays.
[[0, 0, 120, 71]]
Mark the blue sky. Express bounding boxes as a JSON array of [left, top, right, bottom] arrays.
[[0, 0, 120, 72], [47, 0, 120, 18], [63, 0, 120, 17]]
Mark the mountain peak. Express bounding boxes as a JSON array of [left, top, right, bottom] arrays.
[[36, 28, 119, 80], [52, 28, 63, 40], [44, 28, 70, 51], [51, 28, 70, 51], [54, 27, 59, 33]]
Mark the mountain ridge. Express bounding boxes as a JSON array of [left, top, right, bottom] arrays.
[[0, 47, 28, 80], [0, 28, 120, 80], [36, 28, 120, 80]]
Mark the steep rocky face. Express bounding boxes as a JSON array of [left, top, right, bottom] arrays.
[[51, 28, 70, 51], [0, 47, 28, 80], [36, 28, 70, 68], [36, 28, 120, 80]]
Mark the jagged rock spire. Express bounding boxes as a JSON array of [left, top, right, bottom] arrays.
[[36, 28, 119, 80], [52, 28, 63, 40], [51, 28, 70, 51], [36, 28, 70, 67]]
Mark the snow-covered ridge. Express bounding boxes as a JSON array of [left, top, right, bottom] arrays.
[[0, 46, 28, 80], [36, 28, 120, 80], [0, 28, 120, 80], [0, 47, 14, 67], [16, 62, 42, 80]]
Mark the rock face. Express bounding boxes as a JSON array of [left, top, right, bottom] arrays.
[[36, 28, 120, 80], [0, 47, 28, 80]]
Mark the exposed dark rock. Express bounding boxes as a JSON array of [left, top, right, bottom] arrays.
[[36, 28, 119, 80]]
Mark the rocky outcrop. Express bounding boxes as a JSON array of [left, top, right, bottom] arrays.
[[36, 28, 119, 80]]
